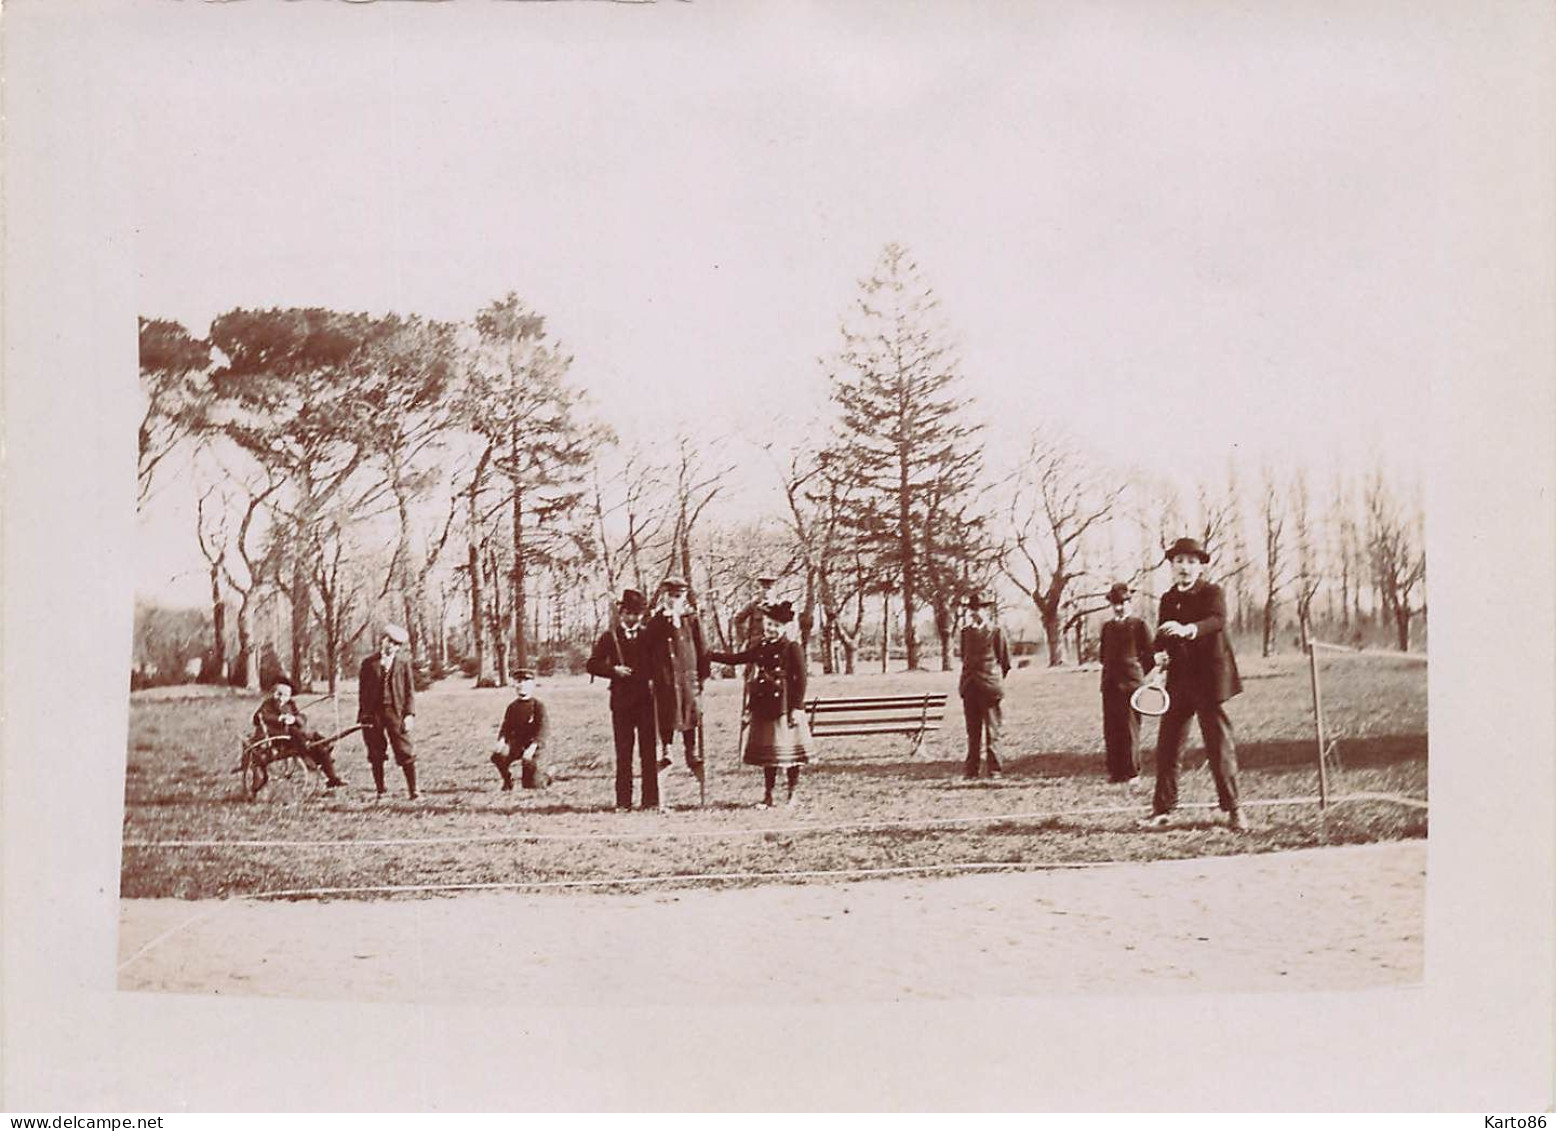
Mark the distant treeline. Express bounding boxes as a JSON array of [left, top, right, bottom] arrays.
[[136, 245, 1425, 691]]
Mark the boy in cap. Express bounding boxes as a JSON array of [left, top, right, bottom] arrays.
[[491, 668, 550, 791], [587, 588, 660, 810], [251, 676, 346, 788], [959, 594, 1012, 780], [357, 623, 418, 799], [1099, 582, 1155, 786], [646, 576, 709, 785], [1139, 538, 1246, 832]]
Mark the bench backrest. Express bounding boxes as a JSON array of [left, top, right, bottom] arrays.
[[804, 693, 949, 738]]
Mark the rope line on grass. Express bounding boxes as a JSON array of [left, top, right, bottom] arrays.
[[121, 791, 1427, 850]]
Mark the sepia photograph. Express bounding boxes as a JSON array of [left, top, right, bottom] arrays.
[[4, 0, 1553, 1114]]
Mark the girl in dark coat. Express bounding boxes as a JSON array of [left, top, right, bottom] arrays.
[[707, 601, 811, 807]]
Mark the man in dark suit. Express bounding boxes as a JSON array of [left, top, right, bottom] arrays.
[[959, 594, 1012, 780], [1140, 538, 1245, 831], [1099, 581, 1155, 785], [358, 623, 418, 799], [587, 588, 662, 811]]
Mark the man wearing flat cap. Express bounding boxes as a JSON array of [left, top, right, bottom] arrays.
[[646, 576, 710, 788], [959, 593, 1012, 780], [732, 573, 781, 651], [1140, 538, 1245, 832], [357, 623, 418, 799], [587, 588, 661, 810], [1099, 582, 1155, 786]]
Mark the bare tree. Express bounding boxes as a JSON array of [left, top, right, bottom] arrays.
[[777, 443, 876, 673], [1365, 470, 1427, 651], [1259, 467, 1288, 657], [217, 467, 286, 691], [1001, 429, 1124, 666], [194, 486, 234, 683], [1290, 469, 1321, 646], [661, 435, 732, 597]]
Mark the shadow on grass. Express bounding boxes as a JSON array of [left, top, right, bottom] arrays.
[[811, 734, 1427, 781]]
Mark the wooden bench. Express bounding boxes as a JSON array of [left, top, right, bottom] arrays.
[[802, 692, 949, 757]]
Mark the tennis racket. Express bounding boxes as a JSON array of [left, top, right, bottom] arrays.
[[1130, 669, 1170, 717]]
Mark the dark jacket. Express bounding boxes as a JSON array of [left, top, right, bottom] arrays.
[[708, 637, 807, 718], [959, 622, 1011, 699], [253, 696, 305, 736], [357, 653, 415, 726], [1155, 580, 1242, 705], [646, 611, 709, 732], [586, 625, 656, 714], [1100, 615, 1155, 690], [499, 696, 548, 756]]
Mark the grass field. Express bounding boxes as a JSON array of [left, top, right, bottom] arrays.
[[121, 651, 1427, 900]]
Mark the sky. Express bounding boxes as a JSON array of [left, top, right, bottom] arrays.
[[127, 0, 1450, 604]]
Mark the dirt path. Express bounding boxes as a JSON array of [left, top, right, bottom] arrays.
[[117, 840, 1423, 1004]]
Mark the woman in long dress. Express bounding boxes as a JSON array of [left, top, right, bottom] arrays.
[[707, 601, 810, 807]]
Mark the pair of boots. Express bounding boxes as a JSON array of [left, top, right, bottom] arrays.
[[760, 766, 801, 808], [370, 761, 417, 799]]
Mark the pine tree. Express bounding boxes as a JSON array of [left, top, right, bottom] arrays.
[[825, 244, 984, 671]]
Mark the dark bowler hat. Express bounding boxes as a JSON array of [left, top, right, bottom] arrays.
[[1163, 537, 1210, 564], [514, 667, 537, 682], [1107, 582, 1133, 604], [965, 593, 994, 609], [619, 588, 648, 614], [762, 600, 795, 624], [270, 674, 295, 691]]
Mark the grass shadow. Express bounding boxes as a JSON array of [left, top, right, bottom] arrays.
[[811, 734, 1426, 781]]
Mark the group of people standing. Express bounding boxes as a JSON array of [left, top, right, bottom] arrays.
[[250, 536, 1245, 830], [957, 536, 1246, 832], [586, 574, 811, 810]]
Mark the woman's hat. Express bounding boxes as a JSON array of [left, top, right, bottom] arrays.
[[761, 600, 795, 624], [660, 576, 688, 592], [619, 588, 648, 614], [514, 667, 536, 682], [1163, 537, 1210, 564], [1107, 582, 1133, 604], [382, 623, 410, 644]]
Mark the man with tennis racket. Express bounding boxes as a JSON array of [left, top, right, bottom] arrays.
[[1138, 538, 1246, 833]]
